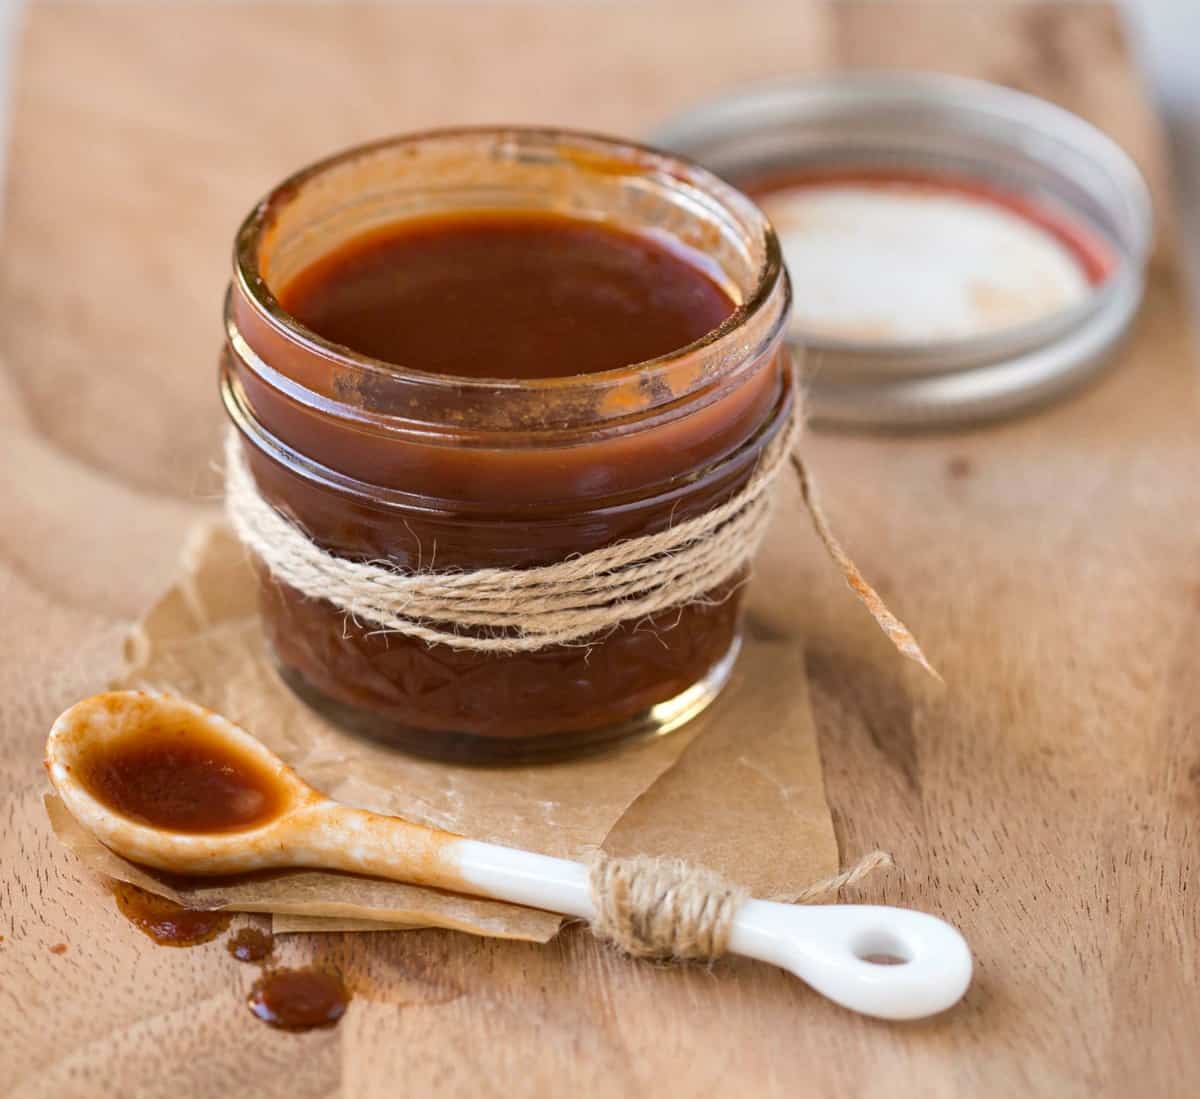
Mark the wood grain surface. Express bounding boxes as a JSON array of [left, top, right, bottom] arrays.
[[1, 3, 1197, 1097]]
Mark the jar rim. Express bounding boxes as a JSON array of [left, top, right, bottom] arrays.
[[224, 364, 796, 519], [232, 125, 786, 405]]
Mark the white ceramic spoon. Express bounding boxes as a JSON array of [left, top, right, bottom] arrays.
[[46, 690, 972, 1020]]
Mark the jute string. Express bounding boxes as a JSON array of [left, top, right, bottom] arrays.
[[224, 418, 935, 673], [587, 850, 893, 960], [225, 420, 794, 653]]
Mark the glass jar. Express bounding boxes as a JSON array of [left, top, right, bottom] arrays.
[[220, 128, 793, 762]]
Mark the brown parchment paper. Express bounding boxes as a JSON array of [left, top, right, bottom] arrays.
[[47, 518, 838, 939], [602, 642, 837, 899]]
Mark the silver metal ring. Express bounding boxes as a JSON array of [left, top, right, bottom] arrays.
[[652, 72, 1153, 428]]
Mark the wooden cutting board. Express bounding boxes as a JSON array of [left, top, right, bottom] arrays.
[[2, 3, 1197, 1096]]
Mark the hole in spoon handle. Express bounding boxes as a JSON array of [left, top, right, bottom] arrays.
[[730, 902, 972, 1021]]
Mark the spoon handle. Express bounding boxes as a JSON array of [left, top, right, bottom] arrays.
[[446, 839, 971, 1020], [727, 900, 973, 1020], [451, 838, 595, 919], [287, 811, 971, 1019]]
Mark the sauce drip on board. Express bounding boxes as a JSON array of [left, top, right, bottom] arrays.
[[111, 881, 231, 947], [227, 926, 275, 963], [77, 711, 287, 833], [278, 211, 736, 380], [109, 886, 349, 1029], [110, 885, 349, 1030], [247, 967, 351, 1031]]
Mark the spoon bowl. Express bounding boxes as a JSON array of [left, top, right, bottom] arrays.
[[45, 690, 461, 882]]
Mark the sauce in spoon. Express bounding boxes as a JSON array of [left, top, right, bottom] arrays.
[[76, 709, 287, 834]]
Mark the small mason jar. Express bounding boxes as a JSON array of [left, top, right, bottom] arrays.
[[220, 128, 793, 762]]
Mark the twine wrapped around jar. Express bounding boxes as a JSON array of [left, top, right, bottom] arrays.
[[224, 411, 936, 677]]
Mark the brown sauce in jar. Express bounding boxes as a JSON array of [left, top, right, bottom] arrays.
[[265, 572, 742, 748], [278, 212, 735, 379], [77, 710, 286, 833]]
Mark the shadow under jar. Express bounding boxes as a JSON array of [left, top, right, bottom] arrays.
[[221, 128, 793, 763]]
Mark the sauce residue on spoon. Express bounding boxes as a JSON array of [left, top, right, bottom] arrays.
[[76, 711, 287, 833]]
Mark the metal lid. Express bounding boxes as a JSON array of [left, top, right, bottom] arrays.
[[652, 72, 1153, 428]]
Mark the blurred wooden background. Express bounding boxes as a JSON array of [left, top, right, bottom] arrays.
[[1, 0, 1195, 299]]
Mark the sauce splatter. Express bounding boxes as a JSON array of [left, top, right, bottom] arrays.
[[111, 881, 231, 947], [247, 967, 350, 1031], [227, 927, 275, 963], [108, 882, 349, 1032]]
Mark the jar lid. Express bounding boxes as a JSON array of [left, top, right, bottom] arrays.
[[651, 72, 1152, 428]]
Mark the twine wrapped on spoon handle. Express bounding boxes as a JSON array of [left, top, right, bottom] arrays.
[[587, 850, 894, 960]]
